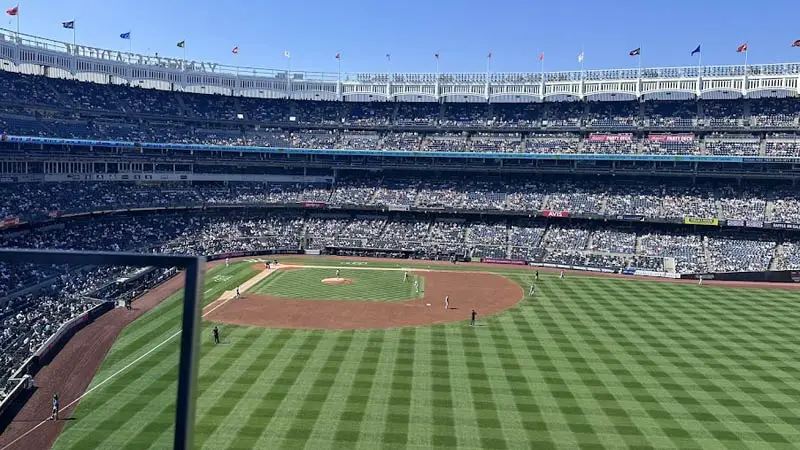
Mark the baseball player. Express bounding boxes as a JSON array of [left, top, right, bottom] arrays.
[[529, 285, 535, 296], [336, 268, 341, 279], [51, 393, 59, 421], [471, 309, 477, 326], [225, 257, 230, 267], [444, 295, 449, 310], [235, 287, 240, 298], [535, 270, 539, 281], [213, 326, 220, 344], [265, 261, 270, 270], [559, 270, 565, 279], [414, 279, 419, 293], [404, 271, 409, 282], [698, 275, 703, 286]]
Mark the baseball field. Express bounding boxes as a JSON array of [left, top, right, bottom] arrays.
[[11, 257, 800, 449]]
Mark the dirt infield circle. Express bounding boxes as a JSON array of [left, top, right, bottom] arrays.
[[321, 277, 354, 285], [204, 268, 524, 330]]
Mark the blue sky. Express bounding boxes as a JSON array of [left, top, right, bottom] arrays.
[[7, 0, 800, 73]]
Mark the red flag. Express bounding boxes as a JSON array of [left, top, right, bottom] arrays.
[[538, 52, 544, 61], [792, 40, 800, 48], [232, 46, 239, 54], [736, 43, 748, 52], [6, 5, 18, 15], [335, 52, 340, 60]]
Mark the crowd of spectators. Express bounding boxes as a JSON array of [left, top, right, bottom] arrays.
[[4, 179, 800, 225], [3, 71, 800, 157]]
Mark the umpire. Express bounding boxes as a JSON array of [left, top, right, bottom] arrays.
[[213, 326, 220, 344]]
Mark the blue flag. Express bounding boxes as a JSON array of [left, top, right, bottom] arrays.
[[691, 45, 701, 56], [120, 31, 131, 40]]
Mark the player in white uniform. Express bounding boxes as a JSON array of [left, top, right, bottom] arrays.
[[444, 296, 449, 310], [559, 271, 565, 279], [404, 271, 409, 282], [225, 257, 230, 267], [414, 279, 419, 293], [529, 285, 535, 296]]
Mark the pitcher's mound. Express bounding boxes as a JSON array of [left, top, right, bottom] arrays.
[[322, 278, 353, 285]]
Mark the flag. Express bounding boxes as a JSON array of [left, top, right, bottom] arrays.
[[5, 5, 17, 16], [434, 52, 439, 59], [691, 45, 701, 56], [577, 51, 584, 63], [283, 50, 290, 58], [232, 46, 239, 54], [737, 43, 748, 53], [335, 52, 340, 59], [177, 40, 185, 48], [629, 47, 641, 56], [487, 51, 492, 59], [792, 40, 800, 47], [386, 53, 390, 61], [538, 52, 544, 61], [120, 32, 131, 40], [62, 21, 75, 29]]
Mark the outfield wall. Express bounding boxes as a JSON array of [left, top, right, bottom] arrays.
[[681, 270, 800, 283]]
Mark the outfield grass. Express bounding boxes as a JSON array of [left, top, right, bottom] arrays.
[[51, 260, 800, 449], [249, 267, 420, 301]]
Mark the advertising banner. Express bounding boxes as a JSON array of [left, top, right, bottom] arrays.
[[542, 210, 569, 218], [301, 202, 327, 208], [0, 216, 20, 228], [771, 223, 800, 230], [616, 214, 645, 222], [588, 134, 633, 143], [683, 217, 719, 226], [480, 258, 528, 265], [649, 134, 694, 143]]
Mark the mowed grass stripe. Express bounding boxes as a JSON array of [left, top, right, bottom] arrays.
[[194, 329, 298, 450], [229, 331, 326, 448], [331, 330, 385, 446], [564, 278, 794, 447]]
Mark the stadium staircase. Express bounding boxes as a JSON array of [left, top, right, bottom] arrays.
[[699, 139, 708, 155], [585, 231, 595, 250], [769, 244, 785, 270], [702, 236, 712, 269], [174, 93, 189, 116]]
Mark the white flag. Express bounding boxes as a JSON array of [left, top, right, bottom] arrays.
[[284, 50, 290, 58], [577, 52, 584, 63]]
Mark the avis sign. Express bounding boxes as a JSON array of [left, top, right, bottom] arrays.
[[541, 210, 569, 218]]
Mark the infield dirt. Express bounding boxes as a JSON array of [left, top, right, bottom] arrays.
[[204, 269, 524, 330]]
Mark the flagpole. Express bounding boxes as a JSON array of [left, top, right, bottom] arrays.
[[72, 26, 76, 48], [744, 48, 748, 73]]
